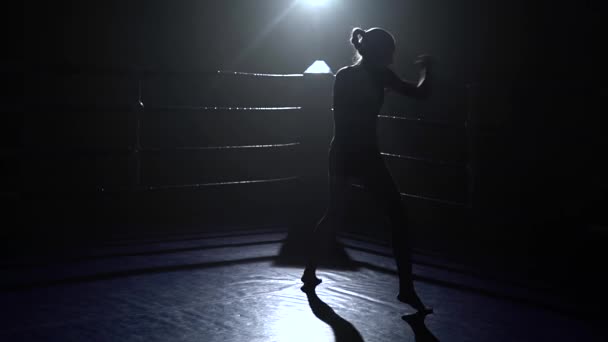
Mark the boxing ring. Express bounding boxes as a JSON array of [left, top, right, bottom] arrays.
[[3, 67, 601, 341], [19, 66, 477, 245]]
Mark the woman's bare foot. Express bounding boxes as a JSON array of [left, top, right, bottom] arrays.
[[301, 268, 322, 292]]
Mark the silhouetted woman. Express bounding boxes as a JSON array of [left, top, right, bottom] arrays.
[[301, 27, 433, 314]]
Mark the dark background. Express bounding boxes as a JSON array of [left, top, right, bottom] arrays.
[[3, 0, 606, 319]]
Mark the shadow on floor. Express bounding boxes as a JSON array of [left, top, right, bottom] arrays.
[[304, 286, 440, 342], [402, 312, 440, 342], [304, 287, 365, 342]]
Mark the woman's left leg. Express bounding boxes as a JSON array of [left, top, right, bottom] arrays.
[[364, 155, 431, 312], [364, 158, 413, 286]]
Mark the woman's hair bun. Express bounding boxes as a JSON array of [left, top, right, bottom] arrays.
[[351, 28, 365, 51]]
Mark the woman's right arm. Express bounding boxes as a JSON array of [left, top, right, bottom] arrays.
[[386, 55, 432, 99]]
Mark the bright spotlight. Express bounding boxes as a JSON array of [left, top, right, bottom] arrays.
[[301, 0, 330, 7], [304, 60, 332, 74]]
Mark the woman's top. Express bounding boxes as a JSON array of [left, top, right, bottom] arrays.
[[332, 63, 402, 149]]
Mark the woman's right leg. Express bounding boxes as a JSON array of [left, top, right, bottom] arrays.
[[302, 146, 348, 286]]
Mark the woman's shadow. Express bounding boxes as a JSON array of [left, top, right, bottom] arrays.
[[304, 287, 439, 342], [402, 312, 440, 342], [304, 287, 365, 342]]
